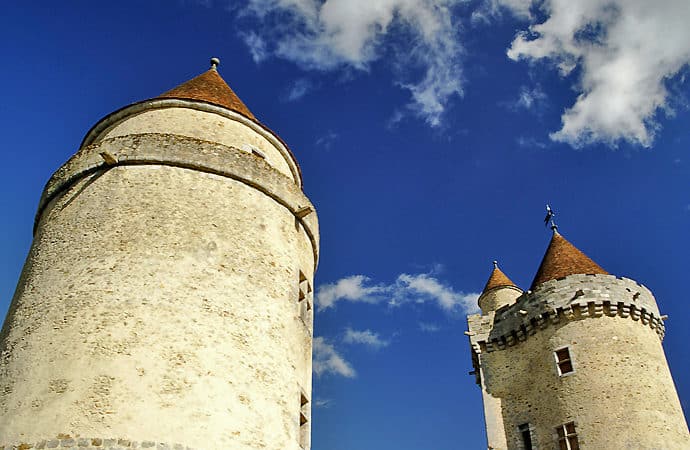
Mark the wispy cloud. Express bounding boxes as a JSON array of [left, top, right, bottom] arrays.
[[314, 398, 333, 409], [284, 78, 314, 101], [498, 0, 690, 147], [516, 135, 548, 149], [240, 31, 269, 64], [419, 322, 442, 332], [313, 336, 356, 378], [509, 84, 547, 111], [239, 0, 465, 127], [343, 328, 390, 349], [316, 275, 387, 310], [316, 272, 480, 314], [315, 130, 339, 149]]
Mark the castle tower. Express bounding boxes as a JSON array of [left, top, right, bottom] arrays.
[[478, 261, 522, 314], [468, 228, 689, 449], [0, 59, 319, 449]]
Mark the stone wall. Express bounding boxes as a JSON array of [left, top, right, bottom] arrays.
[[0, 131, 318, 449], [2, 436, 193, 449], [467, 274, 689, 450]]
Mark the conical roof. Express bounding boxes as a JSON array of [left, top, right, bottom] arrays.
[[530, 230, 608, 289], [157, 60, 256, 120], [482, 262, 518, 293]]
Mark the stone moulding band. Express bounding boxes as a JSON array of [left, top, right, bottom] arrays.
[[34, 133, 320, 267], [79, 98, 303, 188], [1, 437, 193, 449], [474, 299, 666, 354]]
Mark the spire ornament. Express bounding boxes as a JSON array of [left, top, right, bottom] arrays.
[[210, 57, 220, 70], [544, 204, 558, 231]]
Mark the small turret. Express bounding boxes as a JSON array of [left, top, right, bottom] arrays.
[[477, 261, 522, 314]]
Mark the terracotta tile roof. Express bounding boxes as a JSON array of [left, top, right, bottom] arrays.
[[157, 68, 256, 120], [530, 231, 608, 289], [482, 262, 518, 293]]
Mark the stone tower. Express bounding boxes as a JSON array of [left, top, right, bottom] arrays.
[[0, 59, 319, 449], [468, 228, 689, 450]]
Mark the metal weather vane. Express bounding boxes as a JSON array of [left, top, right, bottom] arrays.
[[544, 204, 558, 230]]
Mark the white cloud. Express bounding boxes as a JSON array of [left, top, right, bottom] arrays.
[[419, 322, 442, 332], [316, 275, 388, 310], [316, 272, 480, 314], [313, 398, 333, 408], [240, 31, 269, 63], [313, 336, 356, 378], [395, 273, 480, 314], [500, 0, 690, 147], [241, 0, 464, 126], [343, 328, 390, 349], [512, 84, 547, 111], [284, 78, 313, 101], [472, 0, 533, 23], [516, 135, 548, 149], [315, 130, 339, 149]]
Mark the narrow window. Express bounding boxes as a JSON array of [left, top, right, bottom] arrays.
[[554, 347, 574, 375], [298, 270, 313, 331], [299, 390, 310, 449], [518, 423, 534, 450], [556, 422, 579, 450]]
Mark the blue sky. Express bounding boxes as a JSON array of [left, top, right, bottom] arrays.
[[1, 1, 689, 448]]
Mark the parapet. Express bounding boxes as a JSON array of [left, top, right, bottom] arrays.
[[468, 274, 666, 355]]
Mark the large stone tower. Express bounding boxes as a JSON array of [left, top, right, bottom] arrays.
[[468, 227, 689, 449], [0, 59, 319, 449]]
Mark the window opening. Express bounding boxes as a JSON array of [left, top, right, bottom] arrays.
[[555, 347, 574, 375], [518, 423, 533, 450], [299, 390, 310, 449], [556, 422, 579, 450], [298, 270, 313, 330]]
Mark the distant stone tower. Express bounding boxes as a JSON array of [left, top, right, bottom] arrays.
[[0, 59, 319, 449], [468, 227, 689, 449]]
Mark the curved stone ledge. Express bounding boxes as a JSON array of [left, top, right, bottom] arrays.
[[80, 98, 303, 187], [35, 133, 319, 266], [1, 437, 193, 449], [468, 274, 666, 354]]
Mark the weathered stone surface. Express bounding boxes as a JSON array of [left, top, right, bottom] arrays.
[[467, 273, 689, 449], [0, 102, 317, 449]]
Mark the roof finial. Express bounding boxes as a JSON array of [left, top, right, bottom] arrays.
[[210, 57, 220, 70], [543, 204, 558, 232], [543, 204, 554, 226], [493, 260, 499, 269], [550, 219, 558, 232]]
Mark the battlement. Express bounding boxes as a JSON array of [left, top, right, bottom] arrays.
[[468, 274, 666, 354]]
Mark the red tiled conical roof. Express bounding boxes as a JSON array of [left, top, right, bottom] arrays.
[[530, 231, 608, 289], [157, 64, 256, 120], [482, 262, 518, 293]]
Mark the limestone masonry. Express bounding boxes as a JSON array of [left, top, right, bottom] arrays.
[[0, 59, 319, 449], [468, 230, 690, 449]]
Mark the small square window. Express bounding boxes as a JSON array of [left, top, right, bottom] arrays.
[[556, 422, 579, 450], [554, 347, 574, 376]]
